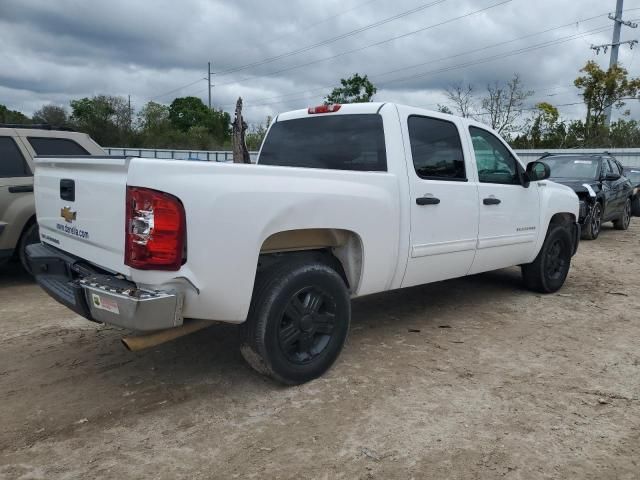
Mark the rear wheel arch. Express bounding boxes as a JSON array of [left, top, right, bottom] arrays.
[[259, 228, 364, 294]]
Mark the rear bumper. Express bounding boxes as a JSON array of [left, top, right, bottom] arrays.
[[26, 243, 184, 331]]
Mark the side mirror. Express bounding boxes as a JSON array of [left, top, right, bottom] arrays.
[[604, 173, 621, 181], [526, 161, 551, 182]]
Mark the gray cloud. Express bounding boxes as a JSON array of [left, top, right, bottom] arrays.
[[1, 0, 639, 126]]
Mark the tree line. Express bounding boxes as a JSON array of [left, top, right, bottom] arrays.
[[1, 95, 236, 150], [1, 60, 638, 150]]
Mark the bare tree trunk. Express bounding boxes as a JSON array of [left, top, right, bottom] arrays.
[[232, 97, 250, 164]]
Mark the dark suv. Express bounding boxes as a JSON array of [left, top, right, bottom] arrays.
[[541, 154, 635, 240], [623, 166, 640, 217]]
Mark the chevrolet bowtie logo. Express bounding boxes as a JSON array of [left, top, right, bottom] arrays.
[[60, 206, 77, 223]]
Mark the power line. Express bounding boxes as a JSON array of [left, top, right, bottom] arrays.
[[220, 12, 618, 109], [267, 0, 382, 45], [214, 0, 513, 88], [147, 77, 204, 102], [237, 23, 614, 110], [146, 7, 640, 106], [377, 25, 613, 87], [213, 0, 450, 76]]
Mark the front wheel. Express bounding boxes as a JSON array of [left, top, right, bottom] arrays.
[[522, 224, 573, 293], [613, 198, 631, 230], [581, 202, 602, 240], [240, 258, 351, 385]]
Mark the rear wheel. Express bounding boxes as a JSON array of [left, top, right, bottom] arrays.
[[613, 198, 631, 230], [581, 202, 602, 240], [17, 222, 40, 275], [522, 224, 573, 293], [240, 257, 350, 385]]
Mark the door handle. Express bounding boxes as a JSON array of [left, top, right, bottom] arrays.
[[416, 196, 440, 206], [8, 185, 33, 193], [60, 179, 75, 201], [483, 197, 501, 205]]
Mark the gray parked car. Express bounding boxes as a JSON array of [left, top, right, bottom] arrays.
[[0, 124, 104, 272]]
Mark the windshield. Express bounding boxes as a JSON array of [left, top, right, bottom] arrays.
[[543, 156, 599, 179], [259, 114, 387, 171], [625, 169, 640, 183]]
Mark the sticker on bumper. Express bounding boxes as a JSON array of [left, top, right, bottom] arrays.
[[91, 293, 120, 314]]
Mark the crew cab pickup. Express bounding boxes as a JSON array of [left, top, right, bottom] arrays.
[[27, 103, 580, 384]]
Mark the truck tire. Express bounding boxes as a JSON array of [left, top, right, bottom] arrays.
[[613, 198, 631, 230], [581, 202, 602, 240], [240, 258, 351, 385], [521, 224, 572, 293], [17, 222, 40, 275]]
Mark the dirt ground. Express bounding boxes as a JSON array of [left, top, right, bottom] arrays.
[[0, 223, 639, 480]]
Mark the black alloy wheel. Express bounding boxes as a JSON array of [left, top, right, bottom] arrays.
[[544, 238, 568, 282], [522, 224, 573, 293], [614, 199, 631, 230], [240, 258, 351, 385], [278, 287, 337, 365]]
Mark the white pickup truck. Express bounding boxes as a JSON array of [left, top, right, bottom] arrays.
[[27, 102, 580, 384]]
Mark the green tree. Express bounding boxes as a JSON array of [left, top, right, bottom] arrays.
[[168, 96, 230, 144], [169, 96, 210, 132], [325, 73, 377, 104], [0, 104, 31, 124], [245, 116, 272, 150], [574, 60, 640, 136], [135, 101, 172, 148], [70, 95, 131, 146], [32, 104, 69, 126], [528, 102, 560, 147]]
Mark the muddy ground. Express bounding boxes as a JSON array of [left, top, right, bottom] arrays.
[[0, 223, 639, 480]]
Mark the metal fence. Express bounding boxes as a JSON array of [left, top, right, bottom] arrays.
[[104, 147, 259, 163], [105, 147, 640, 168]]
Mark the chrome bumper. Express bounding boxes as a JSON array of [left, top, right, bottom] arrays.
[[26, 243, 184, 331], [80, 276, 183, 330]]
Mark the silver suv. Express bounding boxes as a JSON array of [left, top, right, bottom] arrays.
[[0, 125, 104, 272]]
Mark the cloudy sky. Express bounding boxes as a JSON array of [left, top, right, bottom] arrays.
[[1, 0, 639, 126]]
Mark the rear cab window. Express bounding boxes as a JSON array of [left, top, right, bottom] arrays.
[[259, 114, 387, 171], [0, 136, 31, 178], [27, 137, 90, 156]]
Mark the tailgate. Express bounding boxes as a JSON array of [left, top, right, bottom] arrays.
[[34, 156, 130, 274]]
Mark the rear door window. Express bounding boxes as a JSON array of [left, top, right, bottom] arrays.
[[259, 114, 387, 171], [408, 115, 465, 180], [27, 137, 90, 156], [0, 136, 30, 177]]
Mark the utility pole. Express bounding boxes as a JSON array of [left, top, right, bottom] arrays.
[[207, 61, 212, 110], [590, 0, 638, 127], [128, 94, 132, 131]]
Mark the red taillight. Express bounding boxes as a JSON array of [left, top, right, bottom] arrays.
[[125, 186, 186, 271], [308, 104, 341, 114]]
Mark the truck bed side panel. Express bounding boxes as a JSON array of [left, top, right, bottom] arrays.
[[126, 160, 401, 322]]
